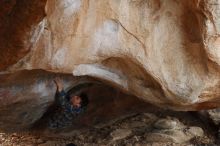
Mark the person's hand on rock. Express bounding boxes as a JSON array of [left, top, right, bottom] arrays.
[[54, 77, 63, 92]]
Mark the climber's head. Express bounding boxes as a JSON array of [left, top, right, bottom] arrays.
[[70, 93, 89, 108]]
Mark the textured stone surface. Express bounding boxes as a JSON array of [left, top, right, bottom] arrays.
[[188, 126, 204, 137], [154, 119, 179, 130], [111, 129, 132, 141], [208, 108, 220, 125], [0, 0, 219, 111], [0, 0, 47, 70], [0, 112, 213, 145], [0, 1, 220, 143], [146, 118, 204, 143]]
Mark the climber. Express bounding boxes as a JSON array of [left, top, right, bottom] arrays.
[[48, 78, 89, 129]]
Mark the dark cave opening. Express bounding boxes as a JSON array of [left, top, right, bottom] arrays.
[[0, 69, 154, 133], [32, 80, 155, 133], [31, 80, 218, 145]]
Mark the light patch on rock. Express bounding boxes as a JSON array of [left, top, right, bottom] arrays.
[[111, 129, 132, 141], [154, 119, 178, 130], [32, 82, 49, 97], [207, 37, 220, 65], [188, 126, 204, 137], [92, 20, 120, 57], [208, 108, 220, 125], [28, 19, 46, 50], [73, 64, 128, 89], [60, 0, 81, 16], [52, 48, 67, 67]]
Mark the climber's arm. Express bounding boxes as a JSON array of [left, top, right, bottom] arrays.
[[54, 77, 69, 107], [53, 77, 84, 114], [55, 89, 69, 107]]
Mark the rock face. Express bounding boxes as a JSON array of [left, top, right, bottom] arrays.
[[0, 0, 219, 111], [0, 0, 220, 131], [0, 0, 47, 70]]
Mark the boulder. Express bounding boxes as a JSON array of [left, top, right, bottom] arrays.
[[0, 0, 219, 111]]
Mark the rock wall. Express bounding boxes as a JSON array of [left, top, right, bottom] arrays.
[[0, 0, 47, 70], [0, 70, 151, 131], [0, 0, 220, 112]]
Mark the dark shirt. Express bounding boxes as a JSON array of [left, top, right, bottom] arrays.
[[48, 90, 84, 129]]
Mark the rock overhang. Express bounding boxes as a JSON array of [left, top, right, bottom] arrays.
[[0, 0, 220, 117]]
